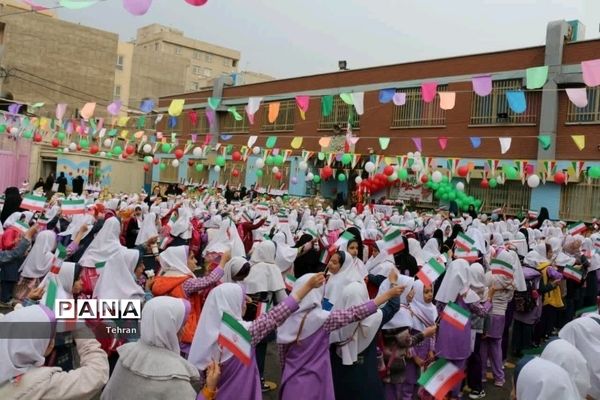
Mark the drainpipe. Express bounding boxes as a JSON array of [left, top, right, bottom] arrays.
[[209, 75, 235, 147]]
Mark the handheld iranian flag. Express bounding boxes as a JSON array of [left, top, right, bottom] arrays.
[[335, 231, 355, 248], [218, 312, 252, 366], [14, 220, 29, 234], [441, 302, 470, 330], [527, 210, 538, 219], [454, 232, 475, 251], [416, 257, 446, 286], [284, 274, 296, 291], [44, 279, 58, 311], [576, 305, 598, 317], [21, 194, 47, 212], [382, 229, 405, 255], [490, 258, 513, 278], [305, 228, 318, 238], [256, 202, 269, 212], [454, 247, 479, 262], [418, 358, 466, 400], [95, 261, 106, 269], [567, 221, 587, 236], [319, 249, 330, 265], [562, 265, 582, 283], [61, 199, 86, 215]]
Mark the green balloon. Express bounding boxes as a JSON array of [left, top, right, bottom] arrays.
[[461, 204, 469, 212], [216, 155, 226, 167], [398, 168, 408, 180], [588, 165, 600, 179], [475, 199, 482, 207], [22, 130, 33, 139], [341, 154, 352, 165], [274, 155, 284, 166], [106, 152, 113, 158], [441, 176, 449, 184], [57, 131, 66, 141], [489, 178, 498, 188], [0, 125, 6, 133], [256, 169, 263, 177], [195, 164, 204, 172], [448, 192, 456, 201], [159, 162, 166, 171], [265, 155, 274, 166], [505, 166, 518, 179], [161, 143, 171, 153], [313, 175, 321, 184], [441, 193, 449, 201], [434, 189, 442, 199], [431, 182, 440, 190], [144, 156, 153, 163], [338, 173, 346, 182], [80, 139, 89, 149], [113, 146, 123, 156], [95, 170, 102, 177]]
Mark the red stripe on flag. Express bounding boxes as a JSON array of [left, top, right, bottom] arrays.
[[387, 242, 405, 255], [433, 370, 466, 400], [491, 269, 513, 278], [441, 313, 467, 331], [416, 269, 433, 286], [217, 335, 251, 366]]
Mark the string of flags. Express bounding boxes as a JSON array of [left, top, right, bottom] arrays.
[[21, 0, 209, 15]]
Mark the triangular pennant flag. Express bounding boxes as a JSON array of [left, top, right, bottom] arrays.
[[291, 137, 303, 149], [247, 135, 257, 148], [140, 99, 154, 113], [412, 137, 422, 152], [266, 136, 277, 149], [168, 99, 185, 117], [379, 137, 390, 150], [379, 89, 395, 104], [571, 135, 585, 151], [470, 137, 481, 149], [438, 92, 456, 110], [438, 137, 448, 150], [268, 102, 280, 123], [538, 135, 552, 150], [207, 97, 221, 110], [581, 59, 600, 87], [351, 92, 364, 115], [499, 137, 512, 154], [421, 82, 437, 103], [319, 137, 331, 148], [506, 91, 526, 113], [187, 110, 198, 126], [228, 107, 243, 121], [205, 109, 215, 128], [526, 66, 549, 89], [80, 102, 96, 120], [472, 75, 492, 96], [565, 88, 588, 108], [340, 93, 353, 105], [107, 100, 121, 116], [56, 103, 67, 120], [246, 97, 262, 115], [295, 95, 310, 113], [321, 95, 334, 117], [392, 92, 406, 106]]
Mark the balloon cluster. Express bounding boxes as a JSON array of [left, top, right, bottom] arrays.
[[422, 172, 482, 212]]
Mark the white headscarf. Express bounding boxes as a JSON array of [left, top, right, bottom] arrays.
[[19, 230, 56, 278], [516, 357, 579, 400], [135, 212, 158, 246], [92, 248, 144, 300], [540, 339, 591, 399], [141, 296, 190, 353], [0, 305, 55, 385], [244, 241, 285, 294], [188, 283, 250, 370], [329, 281, 382, 365], [379, 275, 414, 329], [277, 273, 330, 344], [410, 280, 437, 332], [170, 207, 192, 239], [523, 243, 549, 267], [41, 262, 76, 305], [3, 212, 22, 229], [364, 240, 395, 276], [422, 238, 441, 260], [158, 245, 193, 277], [559, 316, 600, 399], [272, 232, 297, 273], [324, 251, 364, 309], [58, 214, 93, 238], [79, 217, 125, 268], [435, 259, 470, 304], [408, 238, 425, 266], [203, 218, 245, 258]]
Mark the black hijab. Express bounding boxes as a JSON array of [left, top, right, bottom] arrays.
[[537, 207, 549, 227], [0, 187, 22, 224], [393, 236, 418, 276], [444, 224, 464, 252], [432, 229, 444, 250]]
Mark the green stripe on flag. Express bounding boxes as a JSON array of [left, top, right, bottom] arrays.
[[427, 258, 445, 274], [44, 279, 58, 311], [384, 229, 401, 242], [576, 305, 597, 317], [57, 244, 67, 260], [418, 358, 448, 386], [62, 199, 85, 205], [457, 232, 474, 244], [221, 312, 251, 342], [95, 261, 106, 269], [447, 301, 470, 318], [340, 231, 354, 241], [24, 194, 47, 202], [491, 259, 513, 269]]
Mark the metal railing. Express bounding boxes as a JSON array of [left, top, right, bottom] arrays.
[[391, 85, 447, 128], [470, 79, 539, 125], [559, 182, 600, 222], [566, 87, 600, 124], [219, 108, 249, 133], [319, 96, 360, 130], [261, 99, 296, 132], [467, 180, 531, 216]]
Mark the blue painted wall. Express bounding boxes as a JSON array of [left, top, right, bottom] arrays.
[[530, 183, 561, 220]]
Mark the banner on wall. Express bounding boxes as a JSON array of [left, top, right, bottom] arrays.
[[389, 185, 434, 203]]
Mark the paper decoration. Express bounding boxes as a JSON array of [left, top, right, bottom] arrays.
[[59, 0, 97, 9], [123, 0, 153, 15], [538, 135, 552, 150], [506, 91, 526, 113], [421, 82, 437, 103], [247, 136, 257, 147], [438, 137, 448, 150], [351, 92, 364, 115], [268, 102, 280, 123], [582, 59, 600, 87], [8, 103, 21, 114], [291, 137, 303, 149], [185, 0, 208, 5], [168, 99, 185, 117], [412, 137, 422, 152], [155, 114, 163, 126], [499, 137, 512, 154], [140, 99, 154, 113], [438, 92, 456, 110], [379, 137, 390, 150], [107, 100, 121, 116], [526, 66, 549, 89], [168, 116, 178, 128], [470, 137, 481, 149], [472, 75, 492, 96], [246, 97, 262, 118], [571, 135, 585, 151], [393, 92, 406, 106], [187, 110, 198, 126], [80, 102, 96, 119], [207, 97, 220, 110], [295, 95, 310, 114], [227, 107, 243, 121], [319, 137, 331, 148], [565, 88, 588, 108], [21, 0, 48, 11], [266, 136, 277, 149], [55, 103, 67, 120], [379, 89, 395, 103], [220, 134, 232, 141], [321, 96, 333, 117], [340, 93, 353, 105]]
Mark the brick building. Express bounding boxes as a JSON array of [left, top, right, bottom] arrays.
[[157, 20, 599, 221]]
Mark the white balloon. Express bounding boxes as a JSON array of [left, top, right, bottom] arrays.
[[272, 166, 279, 174], [407, 152, 414, 158], [214, 165, 221, 173], [364, 161, 376, 173], [456, 182, 465, 192], [411, 163, 422, 172], [298, 160, 308, 171], [192, 146, 202, 157], [171, 159, 180, 168], [63, 147, 69, 153], [142, 144, 152, 154], [255, 158, 265, 169], [414, 151, 421, 158], [99, 151, 106, 157], [10, 127, 18, 135], [431, 171, 443, 183], [388, 173, 398, 181], [306, 172, 314, 181], [69, 142, 77, 151], [497, 175, 505, 185], [103, 138, 112, 148], [252, 146, 261, 155], [527, 174, 540, 188], [355, 176, 363, 184]]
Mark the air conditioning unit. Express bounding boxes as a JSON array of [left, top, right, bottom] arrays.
[[566, 20, 585, 42]]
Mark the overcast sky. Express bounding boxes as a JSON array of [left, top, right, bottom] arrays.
[[58, 0, 600, 79]]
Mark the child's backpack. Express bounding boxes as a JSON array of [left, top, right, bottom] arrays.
[[514, 273, 539, 313]]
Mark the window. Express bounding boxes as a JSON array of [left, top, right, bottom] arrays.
[[192, 66, 202, 75], [205, 53, 213, 63], [566, 86, 600, 124], [470, 79, 540, 125], [466, 179, 531, 216], [154, 42, 159, 51], [113, 85, 121, 99], [220, 108, 248, 133], [203, 68, 212, 77], [391, 85, 447, 128], [187, 161, 209, 184], [222, 58, 231, 67], [175, 46, 182, 55], [159, 161, 178, 183], [116, 55, 124, 70], [560, 182, 600, 221], [190, 82, 199, 91], [89, 160, 101, 184], [194, 51, 203, 59], [319, 96, 360, 130], [261, 99, 296, 132]]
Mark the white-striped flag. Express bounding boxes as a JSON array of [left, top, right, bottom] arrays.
[[441, 301, 470, 330], [382, 229, 405, 255], [418, 358, 466, 400], [562, 265, 582, 283], [416, 257, 446, 286], [61, 199, 86, 215], [454, 247, 479, 262], [284, 274, 296, 291], [567, 221, 587, 236], [21, 194, 46, 212], [218, 312, 252, 366], [490, 258, 513, 278], [335, 231, 355, 248], [527, 210, 538, 219], [454, 232, 475, 252], [14, 220, 29, 234]]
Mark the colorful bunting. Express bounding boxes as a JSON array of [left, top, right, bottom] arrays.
[[499, 137, 512, 154], [438, 92, 456, 110], [538, 135, 552, 150], [268, 102, 280, 123], [379, 137, 390, 150], [565, 88, 588, 108], [168, 99, 184, 117], [392, 92, 406, 106], [351, 92, 364, 115], [470, 137, 481, 149], [525, 66, 548, 89], [581, 59, 600, 87], [472, 75, 492, 96], [379, 89, 395, 103], [571, 135, 585, 151], [506, 91, 526, 113], [412, 137, 422, 152], [421, 82, 438, 103], [340, 93, 353, 105], [321, 95, 334, 117], [438, 137, 448, 150]]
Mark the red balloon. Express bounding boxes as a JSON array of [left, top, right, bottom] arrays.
[[90, 144, 99, 154], [321, 166, 333, 179], [33, 133, 42, 143], [125, 145, 135, 155], [554, 172, 566, 185], [457, 166, 469, 177], [188, 160, 194, 167], [76, 145, 82, 151], [174, 149, 184, 159], [51, 138, 59, 148], [121, 152, 128, 159], [480, 179, 490, 189], [143, 165, 150, 172], [420, 175, 429, 184], [232, 151, 242, 161], [152, 158, 160, 165], [232, 169, 240, 177], [274, 171, 283, 180], [383, 165, 394, 176]]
